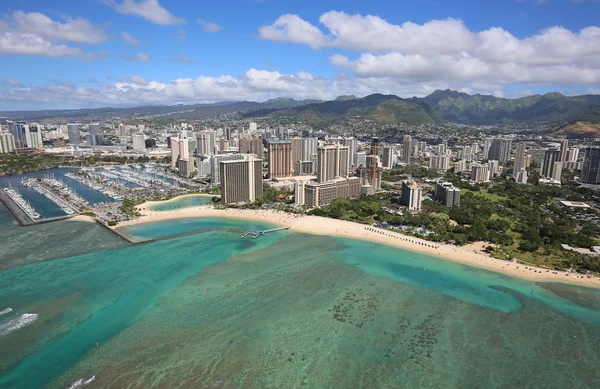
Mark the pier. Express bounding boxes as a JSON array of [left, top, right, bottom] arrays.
[[0, 191, 76, 226], [240, 227, 290, 239], [94, 219, 155, 246]]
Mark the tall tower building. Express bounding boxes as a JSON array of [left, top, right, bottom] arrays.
[[291, 137, 303, 165], [402, 135, 412, 164], [268, 141, 293, 178], [342, 137, 358, 166], [559, 139, 569, 163], [0, 133, 16, 153], [249, 122, 257, 133], [382, 147, 394, 169], [401, 180, 422, 211], [25, 125, 43, 148], [488, 139, 511, 163], [197, 131, 216, 156], [170, 137, 181, 168], [132, 134, 146, 150], [67, 123, 81, 146], [541, 149, 561, 179], [513, 142, 526, 178], [8, 121, 28, 149], [581, 147, 600, 184], [220, 159, 263, 203], [429, 154, 450, 171], [301, 137, 318, 162], [317, 144, 349, 183], [471, 162, 490, 182], [488, 160, 500, 178]]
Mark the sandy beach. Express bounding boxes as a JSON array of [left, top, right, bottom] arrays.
[[112, 203, 600, 288]]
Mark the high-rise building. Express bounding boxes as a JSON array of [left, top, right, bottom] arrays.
[[177, 158, 195, 178], [382, 147, 394, 169], [429, 154, 450, 172], [88, 123, 104, 145], [0, 133, 15, 153], [567, 148, 579, 162], [132, 134, 146, 150], [219, 138, 230, 152], [455, 159, 467, 173], [342, 137, 358, 166], [317, 144, 349, 183], [559, 139, 569, 163], [488, 139, 511, 163], [516, 168, 528, 184], [581, 147, 600, 184], [220, 159, 263, 204], [170, 137, 180, 168], [401, 180, 422, 211], [294, 161, 314, 175], [483, 139, 492, 160], [513, 142, 527, 178], [461, 145, 473, 162], [434, 181, 461, 208], [25, 125, 43, 148], [67, 123, 81, 146], [291, 137, 303, 166], [355, 151, 367, 168], [8, 121, 27, 149], [239, 138, 264, 159], [471, 162, 490, 182], [541, 149, 561, 179], [488, 160, 500, 178], [471, 142, 479, 155], [249, 122, 257, 133], [197, 131, 216, 156], [402, 135, 412, 164], [301, 137, 318, 162], [268, 141, 293, 178], [210, 153, 251, 185], [196, 159, 211, 177]]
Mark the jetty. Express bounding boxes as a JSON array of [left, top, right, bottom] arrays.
[[240, 227, 290, 239]]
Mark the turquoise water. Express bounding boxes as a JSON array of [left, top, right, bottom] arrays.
[[1, 215, 600, 388], [147, 195, 215, 211]]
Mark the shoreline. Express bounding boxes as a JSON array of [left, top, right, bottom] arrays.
[[112, 205, 600, 288], [142, 194, 218, 209]]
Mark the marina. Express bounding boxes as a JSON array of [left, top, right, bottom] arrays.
[[2, 185, 40, 221]]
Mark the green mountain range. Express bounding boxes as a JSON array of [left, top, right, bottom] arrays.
[[2, 90, 599, 130], [412, 89, 600, 125]]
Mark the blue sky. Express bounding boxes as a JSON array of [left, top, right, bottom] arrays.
[[1, 0, 599, 109]]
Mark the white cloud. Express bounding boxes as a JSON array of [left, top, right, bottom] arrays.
[[103, 0, 186, 25], [170, 53, 195, 64], [0, 69, 335, 107], [197, 18, 223, 33], [3, 11, 109, 44], [121, 32, 140, 46], [176, 29, 186, 42], [261, 11, 600, 91], [0, 32, 109, 59], [3, 79, 22, 87], [0, 11, 109, 59], [123, 52, 151, 62]]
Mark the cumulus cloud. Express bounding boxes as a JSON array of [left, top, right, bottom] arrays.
[[170, 53, 195, 64], [0, 69, 335, 107], [3, 11, 109, 44], [121, 32, 140, 46], [0, 11, 110, 59], [103, 0, 186, 25], [261, 11, 600, 91], [197, 18, 223, 33], [123, 52, 151, 62]]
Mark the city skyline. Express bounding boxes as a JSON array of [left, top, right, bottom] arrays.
[[1, 0, 599, 110]]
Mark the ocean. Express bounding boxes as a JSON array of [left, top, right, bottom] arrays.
[[1, 210, 600, 388]]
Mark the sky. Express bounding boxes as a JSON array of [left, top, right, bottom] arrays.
[[1, 0, 600, 110]]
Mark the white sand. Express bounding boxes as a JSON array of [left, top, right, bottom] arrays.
[[112, 205, 600, 288]]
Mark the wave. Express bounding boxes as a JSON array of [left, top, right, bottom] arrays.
[[0, 307, 13, 316], [66, 375, 95, 389], [0, 313, 39, 337]]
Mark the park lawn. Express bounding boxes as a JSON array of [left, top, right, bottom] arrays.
[[460, 188, 507, 202]]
